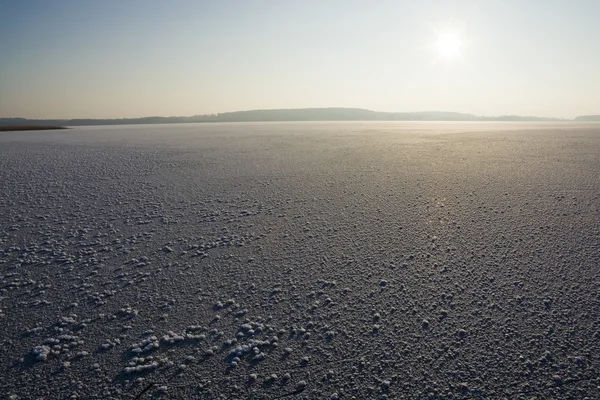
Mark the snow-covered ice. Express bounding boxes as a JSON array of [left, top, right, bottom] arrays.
[[1, 122, 599, 398]]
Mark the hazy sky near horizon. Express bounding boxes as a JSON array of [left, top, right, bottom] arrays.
[[1, 0, 599, 119]]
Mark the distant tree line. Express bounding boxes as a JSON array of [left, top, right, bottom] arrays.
[[574, 115, 600, 121], [0, 108, 579, 127]]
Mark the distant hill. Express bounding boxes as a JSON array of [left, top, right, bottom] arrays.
[[0, 108, 584, 127], [574, 115, 600, 121]]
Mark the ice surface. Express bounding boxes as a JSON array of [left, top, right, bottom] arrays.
[[0, 122, 599, 398]]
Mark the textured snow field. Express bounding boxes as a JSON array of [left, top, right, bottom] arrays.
[[0, 122, 599, 399]]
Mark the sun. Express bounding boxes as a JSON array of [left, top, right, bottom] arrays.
[[435, 31, 463, 60]]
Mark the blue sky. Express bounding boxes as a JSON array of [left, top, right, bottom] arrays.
[[1, 0, 599, 118]]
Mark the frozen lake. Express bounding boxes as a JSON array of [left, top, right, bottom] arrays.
[[1, 122, 599, 399]]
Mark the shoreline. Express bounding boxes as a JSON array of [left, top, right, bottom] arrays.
[[0, 126, 68, 132]]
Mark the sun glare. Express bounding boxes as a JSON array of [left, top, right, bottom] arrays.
[[435, 31, 463, 60]]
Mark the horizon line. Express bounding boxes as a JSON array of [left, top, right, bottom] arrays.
[[1, 107, 599, 123]]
